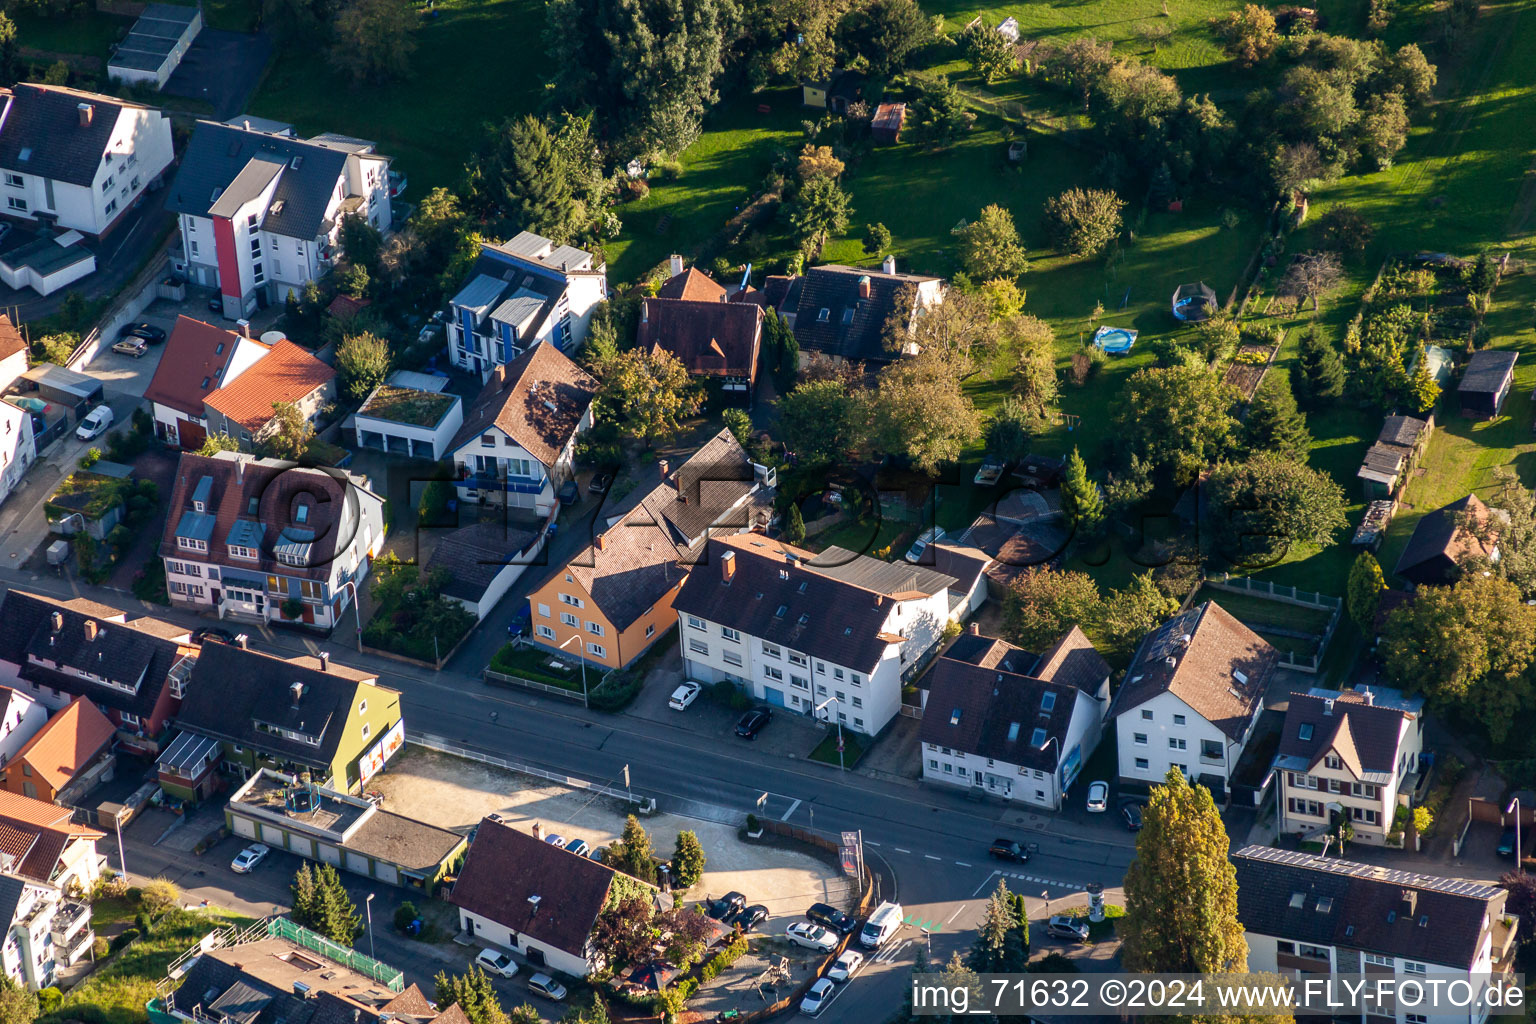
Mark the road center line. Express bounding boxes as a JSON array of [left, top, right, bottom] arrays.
[[894, 847, 911, 854], [954, 861, 972, 867], [779, 798, 801, 822], [924, 854, 942, 861]]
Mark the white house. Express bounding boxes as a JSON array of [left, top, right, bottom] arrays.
[[0, 687, 46, 770], [1275, 685, 1426, 846], [159, 452, 386, 629], [920, 626, 1110, 809], [1108, 600, 1276, 798], [353, 372, 464, 462], [445, 232, 608, 378], [672, 535, 955, 736], [426, 521, 545, 622], [0, 874, 93, 989], [0, 84, 175, 237], [0, 790, 103, 898], [928, 543, 994, 621], [449, 342, 597, 517], [0, 399, 34, 509], [167, 117, 392, 320], [449, 817, 660, 978], [1234, 845, 1518, 1024], [143, 315, 268, 448]]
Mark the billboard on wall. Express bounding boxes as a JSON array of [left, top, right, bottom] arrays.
[[1059, 743, 1084, 792], [358, 719, 406, 784]]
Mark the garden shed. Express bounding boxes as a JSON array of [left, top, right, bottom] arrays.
[[1458, 349, 1517, 419]]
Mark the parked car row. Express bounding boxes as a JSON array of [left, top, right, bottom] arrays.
[[474, 948, 568, 1001]]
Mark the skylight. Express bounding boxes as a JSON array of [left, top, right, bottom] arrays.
[[1040, 692, 1056, 713], [1031, 728, 1048, 747], [1289, 893, 1305, 909], [950, 708, 962, 726], [1299, 724, 1314, 741], [1006, 722, 1020, 742]]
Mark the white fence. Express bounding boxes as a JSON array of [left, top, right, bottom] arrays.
[[406, 730, 650, 810]]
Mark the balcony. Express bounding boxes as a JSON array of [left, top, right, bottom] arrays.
[[458, 474, 547, 496], [56, 926, 94, 964], [53, 900, 90, 941]]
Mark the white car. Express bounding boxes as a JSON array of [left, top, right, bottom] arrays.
[[566, 838, 591, 857], [527, 973, 567, 1001], [475, 948, 519, 978], [800, 978, 836, 1016], [75, 406, 114, 441], [1086, 780, 1109, 813], [230, 843, 269, 873], [903, 526, 946, 563], [669, 681, 702, 711], [827, 950, 864, 982], [543, 834, 567, 849], [785, 921, 837, 952]]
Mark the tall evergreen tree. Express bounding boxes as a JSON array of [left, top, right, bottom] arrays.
[[290, 863, 318, 929], [434, 966, 511, 1024], [312, 864, 361, 944], [1121, 769, 1248, 973], [783, 503, 806, 544], [1406, 359, 1440, 415], [1346, 551, 1385, 631], [1060, 447, 1105, 535], [671, 830, 706, 888], [1293, 327, 1345, 408], [1010, 892, 1030, 964], [968, 878, 1015, 972], [1244, 372, 1311, 461], [610, 814, 656, 884], [477, 116, 574, 240]]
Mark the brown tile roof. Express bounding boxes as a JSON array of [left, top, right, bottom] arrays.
[[145, 316, 249, 417], [1394, 493, 1494, 586], [786, 264, 942, 363], [326, 294, 372, 319], [0, 789, 102, 883], [449, 817, 634, 960], [204, 338, 335, 432], [928, 543, 992, 594], [1111, 601, 1275, 740], [568, 515, 688, 632], [12, 696, 116, 793], [1233, 845, 1503, 968], [1032, 625, 1111, 694], [449, 343, 597, 467], [158, 452, 381, 582], [656, 267, 726, 302], [639, 297, 763, 381], [0, 313, 25, 363]]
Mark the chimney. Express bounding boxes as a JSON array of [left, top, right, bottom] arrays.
[[236, 319, 251, 339], [289, 681, 304, 705], [236, 633, 249, 649], [882, 255, 897, 275], [531, 822, 544, 841], [669, 254, 684, 278], [50, 612, 63, 632], [721, 549, 736, 582], [1324, 698, 1335, 715], [318, 651, 329, 673], [293, 982, 311, 1000], [243, 119, 251, 130], [83, 620, 98, 642], [657, 458, 669, 480], [858, 275, 871, 300], [77, 103, 93, 127], [1401, 889, 1417, 918], [595, 533, 608, 552], [641, 302, 649, 324], [968, 622, 980, 635], [1361, 688, 1375, 706]]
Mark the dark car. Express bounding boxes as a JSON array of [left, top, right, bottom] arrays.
[[708, 892, 747, 921], [806, 902, 857, 935], [988, 838, 1028, 862], [733, 904, 769, 932], [192, 627, 236, 646], [734, 708, 771, 739], [1500, 826, 1519, 858], [1122, 803, 1144, 832], [208, 295, 224, 314], [589, 472, 613, 495], [122, 322, 166, 344], [558, 480, 579, 506]]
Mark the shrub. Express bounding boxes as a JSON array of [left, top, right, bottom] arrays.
[[395, 900, 419, 933], [39, 987, 62, 1014], [79, 447, 101, 469], [587, 671, 643, 712], [110, 927, 141, 952], [700, 935, 750, 981]]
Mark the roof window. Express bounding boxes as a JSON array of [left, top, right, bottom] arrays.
[[949, 708, 962, 726], [1299, 724, 1314, 741], [1031, 727, 1047, 746]]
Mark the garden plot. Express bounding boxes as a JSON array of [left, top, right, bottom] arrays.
[[370, 746, 855, 924]]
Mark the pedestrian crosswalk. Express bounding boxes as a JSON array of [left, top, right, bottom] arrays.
[[997, 869, 1086, 891]]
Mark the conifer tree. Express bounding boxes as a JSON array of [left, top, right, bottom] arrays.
[[1060, 447, 1105, 534], [1244, 372, 1312, 461]]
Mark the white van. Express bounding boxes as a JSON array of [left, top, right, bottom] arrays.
[[859, 901, 904, 949]]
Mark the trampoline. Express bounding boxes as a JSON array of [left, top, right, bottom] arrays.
[[1172, 281, 1219, 323], [1093, 325, 1138, 354]]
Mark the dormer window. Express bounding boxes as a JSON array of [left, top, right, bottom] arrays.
[[247, 497, 259, 515], [1031, 727, 1047, 747]]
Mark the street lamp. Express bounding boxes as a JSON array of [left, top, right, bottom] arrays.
[[365, 893, 375, 959], [1038, 735, 1062, 809], [555, 632, 590, 706], [813, 697, 845, 771], [338, 579, 364, 650], [1509, 797, 1523, 873]]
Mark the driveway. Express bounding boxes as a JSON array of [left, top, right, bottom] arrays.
[[162, 29, 273, 121]]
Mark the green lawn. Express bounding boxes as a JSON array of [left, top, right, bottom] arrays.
[[1192, 585, 1336, 631], [245, 0, 548, 193], [488, 643, 587, 691], [809, 729, 867, 767], [15, 9, 131, 57]]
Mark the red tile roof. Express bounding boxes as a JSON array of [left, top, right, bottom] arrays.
[[0, 313, 25, 363], [656, 267, 726, 302], [0, 788, 102, 883], [204, 338, 335, 432], [144, 316, 249, 417], [449, 343, 597, 466], [12, 696, 116, 793], [638, 297, 763, 381]]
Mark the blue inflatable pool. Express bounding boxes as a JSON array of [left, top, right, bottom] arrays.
[[1093, 325, 1138, 354]]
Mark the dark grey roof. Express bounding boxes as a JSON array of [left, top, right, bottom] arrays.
[[786, 264, 941, 363], [427, 521, 541, 604], [1378, 414, 1429, 448], [919, 649, 1085, 771], [928, 544, 992, 594], [208, 980, 273, 1024], [177, 640, 394, 769], [1275, 690, 1414, 782], [0, 875, 24, 928], [806, 546, 955, 596], [166, 121, 359, 240], [1460, 349, 1517, 396], [672, 536, 941, 673], [208, 155, 284, 217], [142, 3, 199, 25], [0, 85, 128, 187], [0, 590, 183, 719], [1233, 845, 1503, 968]]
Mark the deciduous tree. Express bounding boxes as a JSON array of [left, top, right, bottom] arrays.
[[1279, 250, 1344, 311], [1102, 572, 1180, 655], [1041, 187, 1126, 257], [590, 893, 656, 967], [952, 204, 1028, 282], [987, 398, 1033, 463], [260, 402, 316, 462], [870, 352, 981, 473], [961, 19, 1019, 83], [862, 222, 892, 256], [1346, 551, 1385, 631], [1315, 205, 1374, 260], [336, 331, 391, 403], [796, 144, 845, 183], [197, 433, 241, 456], [779, 379, 867, 465], [839, 0, 930, 76], [1379, 574, 1536, 743], [1204, 453, 1348, 566], [329, 0, 416, 84], [1121, 769, 1248, 973], [1115, 362, 1238, 485], [1212, 3, 1278, 65], [0, 975, 38, 1024], [1002, 568, 1101, 649], [600, 348, 703, 445]]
